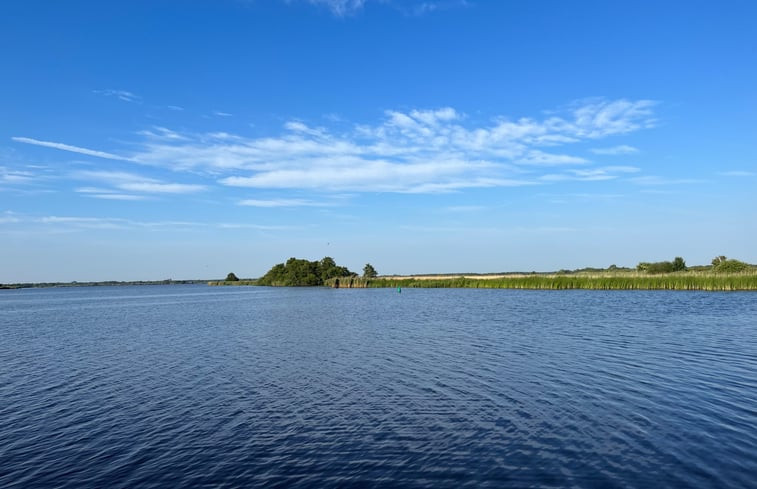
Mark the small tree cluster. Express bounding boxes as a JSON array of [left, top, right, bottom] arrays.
[[257, 257, 356, 286], [711, 256, 749, 273], [637, 257, 687, 274], [363, 263, 378, 278]]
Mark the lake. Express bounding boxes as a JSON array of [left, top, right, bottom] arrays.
[[1, 285, 755, 488]]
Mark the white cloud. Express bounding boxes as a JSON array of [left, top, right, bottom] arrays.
[[213, 111, 233, 117], [0, 212, 21, 224], [541, 166, 640, 182], [136, 98, 654, 192], [75, 187, 148, 201], [73, 170, 206, 195], [719, 170, 756, 177], [571, 99, 656, 138], [590, 145, 639, 155], [518, 150, 588, 166], [1, 167, 36, 184], [296, 0, 467, 16], [4, 212, 300, 233], [119, 182, 205, 194], [138, 127, 188, 141], [629, 176, 703, 186], [93, 89, 141, 103], [300, 0, 366, 15], [12, 137, 134, 161], [238, 198, 331, 207], [36, 215, 203, 230], [13, 98, 657, 194]]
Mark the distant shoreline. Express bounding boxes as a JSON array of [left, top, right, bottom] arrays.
[[7, 269, 757, 292], [208, 270, 757, 291], [0, 280, 207, 290]]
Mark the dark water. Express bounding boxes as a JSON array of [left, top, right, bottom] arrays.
[[1, 286, 755, 488]]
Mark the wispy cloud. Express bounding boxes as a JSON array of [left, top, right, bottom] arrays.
[[629, 175, 703, 186], [541, 166, 640, 182], [589, 145, 638, 155], [36, 216, 203, 230], [75, 187, 149, 201], [295, 0, 468, 16], [93, 89, 141, 103], [3, 212, 293, 233], [1, 166, 36, 184], [298, 0, 367, 15], [73, 170, 206, 196], [217, 223, 298, 230], [542, 192, 624, 204], [719, 170, 756, 177], [238, 198, 332, 207], [0, 211, 21, 224], [136, 98, 655, 192], [213, 111, 233, 117], [12, 137, 134, 161], [12, 98, 657, 194]]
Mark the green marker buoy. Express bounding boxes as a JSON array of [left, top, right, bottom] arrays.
[[397, 286, 401, 293]]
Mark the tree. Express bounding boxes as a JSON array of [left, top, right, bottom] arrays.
[[225, 272, 239, 281], [712, 255, 727, 267], [672, 257, 686, 271], [713, 258, 749, 273], [363, 263, 378, 278], [257, 257, 355, 286]]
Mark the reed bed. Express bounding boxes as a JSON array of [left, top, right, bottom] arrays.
[[339, 271, 757, 291]]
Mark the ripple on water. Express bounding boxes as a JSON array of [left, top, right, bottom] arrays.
[[1, 286, 756, 488]]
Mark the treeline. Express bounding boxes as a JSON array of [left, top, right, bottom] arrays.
[[636, 255, 752, 274]]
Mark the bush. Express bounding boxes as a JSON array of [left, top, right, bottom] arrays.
[[713, 259, 749, 273], [646, 261, 675, 274]]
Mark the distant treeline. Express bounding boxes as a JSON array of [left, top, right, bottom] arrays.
[[0, 279, 206, 290]]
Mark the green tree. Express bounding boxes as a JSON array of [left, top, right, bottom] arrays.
[[257, 257, 355, 286], [713, 259, 749, 273], [672, 257, 686, 271], [363, 263, 378, 278], [712, 255, 727, 267], [225, 272, 239, 281]]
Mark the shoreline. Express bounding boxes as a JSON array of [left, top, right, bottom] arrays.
[[208, 271, 757, 291]]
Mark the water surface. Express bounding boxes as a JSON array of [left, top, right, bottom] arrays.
[[1, 285, 755, 487]]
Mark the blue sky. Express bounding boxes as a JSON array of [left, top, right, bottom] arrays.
[[2, 0, 756, 282]]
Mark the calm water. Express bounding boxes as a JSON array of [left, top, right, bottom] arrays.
[[1, 285, 755, 488]]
